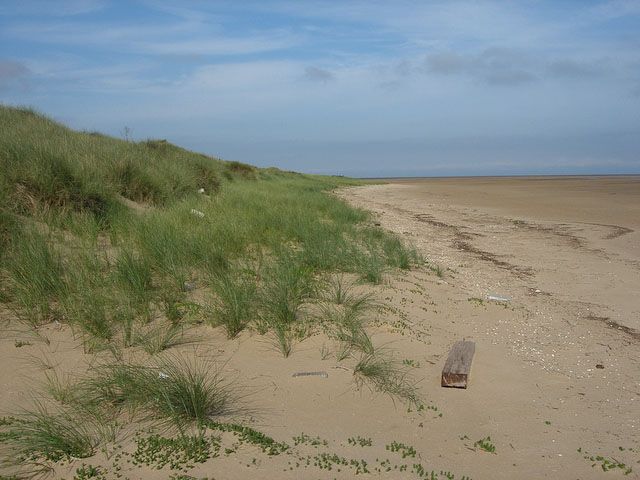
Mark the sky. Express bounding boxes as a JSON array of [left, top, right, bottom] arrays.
[[1, 0, 639, 177]]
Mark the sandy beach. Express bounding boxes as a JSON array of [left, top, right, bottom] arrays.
[[4, 1, 638, 477], [336, 175, 640, 478], [1, 175, 639, 479], [349, 176, 640, 331]]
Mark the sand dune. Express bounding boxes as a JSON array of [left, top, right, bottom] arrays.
[[1, 176, 638, 479]]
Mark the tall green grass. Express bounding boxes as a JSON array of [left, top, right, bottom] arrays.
[[208, 270, 257, 338], [0, 106, 227, 218], [2, 403, 100, 465], [0, 355, 230, 474], [84, 356, 232, 429], [320, 276, 377, 359], [0, 104, 428, 477], [257, 252, 316, 357], [0, 104, 420, 352], [3, 227, 67, 326]]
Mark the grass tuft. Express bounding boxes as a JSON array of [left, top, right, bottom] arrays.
[[3, 228, 66, 326], [134, 322, 193, 355], [258, 253, 316, 357], [85, 355, 232, 429], [2, 403, 99, 464], [353, 352, 420, 406], [208, 270, 257, 338]]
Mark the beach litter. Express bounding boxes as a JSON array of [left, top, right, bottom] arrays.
[[292, 371, 329, 378], [190, 208, 205, 218], [487, 295, 510, 302]]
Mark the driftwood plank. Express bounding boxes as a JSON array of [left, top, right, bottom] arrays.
[[441, 340, 476, 388]]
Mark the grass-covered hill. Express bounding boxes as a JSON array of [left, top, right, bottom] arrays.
[[0, 105, 419, 346], [0, 105, 426, 477]]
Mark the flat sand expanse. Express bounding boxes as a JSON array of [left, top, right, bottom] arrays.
[[337, 176, 640, 478], [363, 175, 640, 331], [1, 176, 638, 479]]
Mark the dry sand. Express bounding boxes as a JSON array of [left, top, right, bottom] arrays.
[[338, 175, 640, 478], [1, 175, 639, 479]]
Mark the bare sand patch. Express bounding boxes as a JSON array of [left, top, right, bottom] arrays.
[[335, 175, 640, 478]]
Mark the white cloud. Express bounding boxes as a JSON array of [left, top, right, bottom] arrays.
[[136, 32, 299, 56], [5, 18, 300, 57]]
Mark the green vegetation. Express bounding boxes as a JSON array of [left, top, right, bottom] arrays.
[[386, 440, 417, 459], [347, 436, 373, 447], [0, 105, 419, 356], [133, 322, 193, 355], [3, 227, 67, 326], [204, 421, 289, 455], [402, 358, 420, 368], [353, 352, 420, 405], [132, 433, 218, 471], [0, 105, 428, 476], [208, 270, 257, 338], [321, 279, 376, 359], [292, 433, 329, 447], [73, 464, 107, 480], [257, 252, 317, 356], [578, 447, 634, 475], [1, 403, 100, 466], [474, 436, 496, 454], [85, 356, 232, 429]]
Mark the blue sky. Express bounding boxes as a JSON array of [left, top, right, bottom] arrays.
[[1, 0, 639, 176]]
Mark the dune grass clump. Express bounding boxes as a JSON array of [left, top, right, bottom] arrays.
[[208, 270, 257, 338], [321, 278, 377, 360], [62, 252, 119, 350], [322, 275, 360, 306], [353, 352, 420, 406], [258, 253, 316, 357], [1, 404, 100, 467], [144, 357, 231, 427], [114, 249, 154, 317], [382, 236, 422, 270], [86, 356, 232, 429], [0, 104, 421, 363], [356, 248, 387, 285], [43, 371, 76, 405], [330, 310, 375, 360], [134, 322, 193, 355], [3, 228, 67, 326]]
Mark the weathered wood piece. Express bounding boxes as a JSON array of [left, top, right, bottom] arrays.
[[441, 340, 476, 388]]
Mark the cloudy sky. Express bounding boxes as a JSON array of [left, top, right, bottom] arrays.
[[1, 0, 639, 176]]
